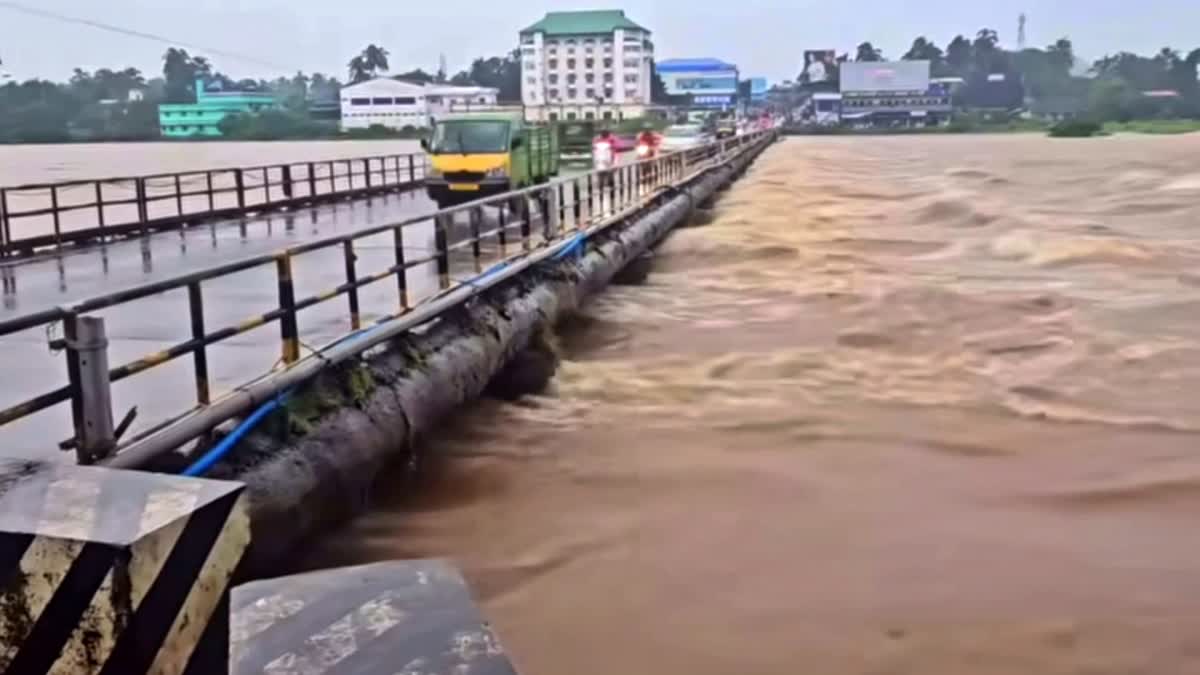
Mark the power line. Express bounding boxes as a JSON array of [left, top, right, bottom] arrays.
[[0, 0, 291, 71]]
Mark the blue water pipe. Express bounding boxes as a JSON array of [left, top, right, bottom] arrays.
[[182, 240, 580, 478], [182, 388, 294, 477]]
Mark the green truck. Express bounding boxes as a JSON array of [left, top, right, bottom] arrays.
[[423, 112, 560, 208]]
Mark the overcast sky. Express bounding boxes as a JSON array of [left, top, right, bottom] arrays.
[[1, 0, 1197, 83]]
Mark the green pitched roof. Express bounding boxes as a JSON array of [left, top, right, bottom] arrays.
[[521, 10, 647, 36]]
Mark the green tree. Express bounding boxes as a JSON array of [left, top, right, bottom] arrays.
[[903, 37, 944, 63], [394, 69, 436, 84], [855, 42, 884, 62], [1046, 38, 1076, 74], [946, 35, 972, 74]]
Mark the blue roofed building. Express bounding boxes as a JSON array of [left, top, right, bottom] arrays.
[[656, 58, 739, 110], [749, 77, 769, 105]]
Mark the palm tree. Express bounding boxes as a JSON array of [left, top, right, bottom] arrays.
[[348, 44, 390, 84]]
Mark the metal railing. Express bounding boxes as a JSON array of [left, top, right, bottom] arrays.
[[0, 131, 774, 465], [0, 153, 427, 258]]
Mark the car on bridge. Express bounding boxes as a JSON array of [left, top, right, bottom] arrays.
[[660, 124, 712, 152]]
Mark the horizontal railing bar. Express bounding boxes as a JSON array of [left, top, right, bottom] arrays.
[[0, 153, 425, 192]]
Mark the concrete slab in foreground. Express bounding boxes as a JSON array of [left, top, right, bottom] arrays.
[[232, 559, 517, 675]]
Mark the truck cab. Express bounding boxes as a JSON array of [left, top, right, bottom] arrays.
[[423, 113, 559, 208]]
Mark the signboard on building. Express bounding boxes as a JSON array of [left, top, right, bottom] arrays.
[[840, 61, 931, 94], [801, 50, 837, 84]]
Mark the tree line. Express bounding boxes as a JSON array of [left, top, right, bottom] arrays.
[[0, 42, 533, 143], [805, 30, 1200, 120]]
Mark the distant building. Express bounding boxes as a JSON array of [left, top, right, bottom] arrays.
[[839, 61, 951, 127], [748, 77, 769, 105], [519, 10, 654, 122], [158, 79, 276, 138], [338, 78, 499, 131], [657, 58, 739, 110]]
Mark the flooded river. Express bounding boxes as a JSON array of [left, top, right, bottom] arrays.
[[297, 133, 1200, 674]]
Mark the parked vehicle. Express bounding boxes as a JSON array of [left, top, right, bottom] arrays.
[[660, 124, 710, 152], [558, 121, 596, 166], [423, 112, 559, 208]]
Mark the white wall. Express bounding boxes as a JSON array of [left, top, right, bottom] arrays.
[[521, 26, 653, 122], [340, 79, 499, 131]]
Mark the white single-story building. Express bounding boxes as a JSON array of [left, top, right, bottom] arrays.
[[339, 78, 500, 131]]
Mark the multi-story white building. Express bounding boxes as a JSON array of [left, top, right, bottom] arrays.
[[519, 10, 653, 123], [339, 78, 499, 131]]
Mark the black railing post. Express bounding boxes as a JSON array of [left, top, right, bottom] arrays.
[[0, 188, 9, 258], [408, 155, 416, 183], [469, 206, 482, 274], [135, 178, 149, 231], [519, 196, 532, 251], [262, 167, 270, 204], [393, 225, 408, 310], [363, 158, 372, 190], [307, 162, 317, 198], [187, 281, 210, 406], [276, 253, 300, 364], [497, 202, 508, 256], [174, 175, 184, 216], [205, 172, 215, 212], [49, 185, 62, 248], [282, 165, 294, 200], [434, 214, 451, 290], [346, 160, 354, 191], [343, 240, 361, 330], [328, 161, 336, 193], [234, 169, 246, 210], [94, 182, 106, 233]]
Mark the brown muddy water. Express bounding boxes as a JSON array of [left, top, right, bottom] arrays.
[[300, 134, 1200, 674]]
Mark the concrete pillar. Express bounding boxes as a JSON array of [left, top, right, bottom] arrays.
[[0, 459, 249, 675]]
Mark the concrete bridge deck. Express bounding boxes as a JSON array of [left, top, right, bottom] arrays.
[[0, 188, 443, 458]]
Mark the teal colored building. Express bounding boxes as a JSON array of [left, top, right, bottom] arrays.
[[158, 79, 277, 138]]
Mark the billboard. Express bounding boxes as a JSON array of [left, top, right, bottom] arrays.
[[801, 50, 837, 84], [840, 61, 931, 94]]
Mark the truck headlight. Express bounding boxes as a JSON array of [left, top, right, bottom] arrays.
[[485, 167, 508, 178]]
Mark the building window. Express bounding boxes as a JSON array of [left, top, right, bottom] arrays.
[[586, 88, 596, 99], [548, 48, 557, 56], [567, 112, 577, 120], [625, 89, 638, 99], [602, 111, 613, 120], [604, 87, 614, 99], [350, 98, 370, 105], [583, 38, 595, 45], [395, 97, 417, 105], [549, 112, 559, 121], [372, 97, 394, 105], [427, 95, 442, 103], [603, 58, 613, 69], [604, 73, 614, 83], [624, 58, 639, 68], [565, 38, 576, 45], [521, 47, 535, 55], [625, 45, 640, 53], [478, 97, 487, 103], [548, 89, 560, 99], [567, 88, 577, 99], [527, 76, 537, 85], [548, 59, 558, 69], [567, 59, 576, 69], [585, 74, 595, 84], [548, 74, 558, 84], [585, 112, 595, 120], [567, 74, 577, 84], [624, 74, 638, 83], [585, 58, 595, 68]]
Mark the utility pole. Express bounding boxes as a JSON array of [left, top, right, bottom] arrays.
[[1018, 13, 1027, 50]]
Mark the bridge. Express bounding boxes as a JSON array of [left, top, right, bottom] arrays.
[[0, 130, 778, 674]]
